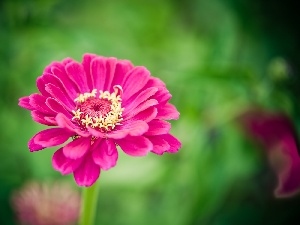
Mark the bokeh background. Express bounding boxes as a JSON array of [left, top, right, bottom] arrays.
[[1, 0, 300, 224]]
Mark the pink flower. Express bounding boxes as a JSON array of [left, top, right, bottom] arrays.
[[239, 109, 300, 198], [11, 181, 80, 225], [19, 54, 181, 187]]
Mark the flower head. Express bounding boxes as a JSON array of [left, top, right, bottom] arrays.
[[11, 181, 80, 225], [239, 109, 300, 198], [19, 54, 181, 186]]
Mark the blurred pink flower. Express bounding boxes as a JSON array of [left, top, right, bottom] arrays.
[[11, 181, 80, 225], [19, 54, 181, 186], [239, 109, 300, 198]]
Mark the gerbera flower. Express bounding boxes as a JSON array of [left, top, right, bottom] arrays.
[[19, 54, 181, 186], [239, 109, 300, 198], [11, 181, 80, 225]]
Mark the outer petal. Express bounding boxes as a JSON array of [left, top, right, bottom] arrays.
[[123, 87, 158, 113], [28, 136, 44, 152], [92, 139, 118, 170], [103, 57, 117, 91], [122, 66, 150, 101], [18, 96, 34, 110], [90, 57, 106, 91], [62, 58, 73, 66], [52, 148, 83, 175], [82, 53, 97, 90], [116, 136, 153, 156], [48, 65, 79, 99], [65, 61, 89, 93], [145, 119, 171, 136], [111, 60, 134, 89], [45, 83, 75, 111], [46, 98, 72, 118], [63, 137, 91, 159], [147, 135, 170, 155], [153, 88, 172, 105], [143, 77, 166, 90], [161, 133, 181, 153], [86, 127, 106, 138], [41, 73, 75, 102], [130, 107, 158, 123], [55, 113, 90, 137], [29, 94, 54, 114], [73, 155, 101, 187], [106, 120, 149, 139], [156, 103, 180, 120], [123, 99, 158, 118], [29, 128, 73, 150], [31, 110, 56, 126], [36, 76, 51, 98]]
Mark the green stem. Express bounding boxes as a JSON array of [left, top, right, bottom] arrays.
[[79, 181, 100, 225]]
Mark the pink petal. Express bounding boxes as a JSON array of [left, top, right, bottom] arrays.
[[18, 96, 34, 110], [130, 107, 158, 123], [44, 61, 65, 73], [123, 99, 158, 118], [111, 60, 134, 88], [56, 113, 90, 137], [123, 87, 158, 113], [143, 77, 166, 90], [161, 133, 181, 153], [36, 76, 51, 97], [45, 83, 75, 111], [122, 66, 150, 101], [31, 110, 56, 126], [55, 113, 75, 130], [82, 53, 97, 90], [29, 94, 54, 114], [63, 137, 91, 159], [49, 67, 79, 100], [272, 136, 300, 198], [116, 136, 153, 156], [65, 61, 89, 93], [86, 127, 106, 138], [42, 73, 76, 102], [88, 127, 120, 139], [28, 136, 44, 152], [147, 135, 170, 155], [92, 139, 118, 170], [103, 57, 117, 91], [145, 119, 171, 136], [88, 120, 148, 140], [52, 148, 83, 175], [42, 73, 65, 92], [107, 120, 149, 139], [124, 120, 149, 136], [46, 98, 72, 118], [62, 58, 73, 65], [73, 155, 101, 187], [90, 57, 106, 91], [31, 128, 73, 148], [44, 116, 57, 124], [156, 103, 179, 120], [153, 88, 172, 105]]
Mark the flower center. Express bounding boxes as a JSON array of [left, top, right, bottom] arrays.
[[80, 98, 111, 118], [72, 87, 123, 132]]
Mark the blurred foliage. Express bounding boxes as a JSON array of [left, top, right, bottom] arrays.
[[1, 0, 300, 224]]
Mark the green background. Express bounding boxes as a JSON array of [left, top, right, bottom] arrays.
[[1, 0, 300, 224]]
